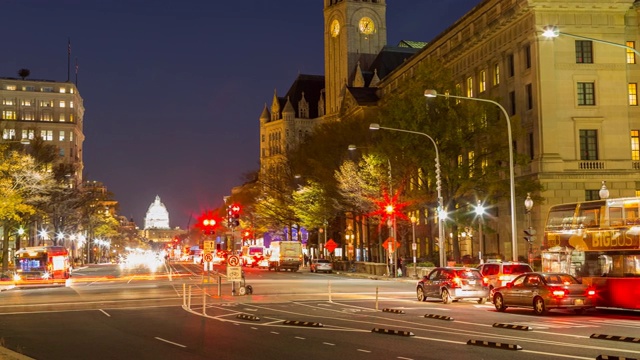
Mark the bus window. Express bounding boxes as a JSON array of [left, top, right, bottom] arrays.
[[546, 205, 577, 230], [609, 206, 624, 227]]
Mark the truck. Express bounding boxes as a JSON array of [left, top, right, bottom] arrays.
[[267, 241, 302, 272], [241, 245, 266, 267]]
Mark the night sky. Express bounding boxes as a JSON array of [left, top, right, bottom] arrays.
[[1, 0, 481, 230]]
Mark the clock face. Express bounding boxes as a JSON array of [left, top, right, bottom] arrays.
[[330, 19, 340, 37], [358, 17, 375, 35]]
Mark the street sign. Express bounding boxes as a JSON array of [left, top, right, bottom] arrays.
[[227, 266, 242, 280], [203, 253, 213, 262], [203, 240, 215, 253], [227, 255, 240, 267]]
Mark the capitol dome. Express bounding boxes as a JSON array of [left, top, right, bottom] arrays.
[[144, 195, 170, 229]]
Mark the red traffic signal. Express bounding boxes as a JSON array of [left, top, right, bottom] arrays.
[[197, 211, 220, 234]]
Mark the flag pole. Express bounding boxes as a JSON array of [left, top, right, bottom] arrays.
[[67, 38, 71, 82], [75, 58, 78, 86]]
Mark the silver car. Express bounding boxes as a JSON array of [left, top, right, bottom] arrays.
[[417, 267, 490, 304], [310, 259, 333, 273]]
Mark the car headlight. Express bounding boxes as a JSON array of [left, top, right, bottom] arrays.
[[13, 274, 21, 282]]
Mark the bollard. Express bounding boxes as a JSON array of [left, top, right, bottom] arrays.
[[217, 275, 222, 297], [182, 283, 186, 307], [188, 285, 192, 309], [168, 267, 172, 281], [328, 280, 332, 303], [375, 287, 379, 311], [202, 287, 206, 315]]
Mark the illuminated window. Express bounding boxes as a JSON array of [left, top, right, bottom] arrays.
[[466, 77, 474, 97], [2, 110, 16, 120], [59, 87, 66, 93], [59, 100, 66, 108], [481, 148, 489, 175], [2, 99, 14, 105], [22, 85, 34, 91], [69, 132, 73, 141], [41, 113, 53, 121], [69, 114, 74, 122], [629, 83, 638, 106], [40, 100, 53, 107], [41, 130, 53, 141], [631, 130, 640, 161], [21, 130, 35, 140], [22, 111, 34, 121], [575, 40, 593, 63], [69, 101, 74, 108], [627, 41, 636, 64], [5, 85, 16, 90], [468, 151, 475, 177], [21, 99, 32, 106], [59, 131, 65, 141], [577, 82, 596, 105], [493, 64, 500, 85], [479, 70, 486, 93], [59, 114, 65, 122], [2, 129, 16, 139]]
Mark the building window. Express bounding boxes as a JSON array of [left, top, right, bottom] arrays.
[[631, 130, 640, 161], [70, 132, 73, 141], [41, 113, 52, 121], [507, 54, 515, 77], [466, 77, 474, 97], [42, 86, 53, 92], [40, 100, 53, 107], [59, 100, 66, 108], [509, 91, 516, 115], [629, 83, 638, 106], [2, 110, 16, 120], [41, 130, 53, 141], [575, 40, 593, 64], [525, 133, 532, 160], [524, 44, 531, 69], [493, 64, 500, 85], [577, 82, 595, 105], [2, 99, 14, 105], [5, 85, 16, 91], [69, 101, 74, 108], [3, 129, 16, 139], [479, 70, 486, 93], [69, 114, 74, 122], [526, 83, 533, 110], [455, 84, 462, 104], [627, 41, 636, 64], [59, 114, 66, 122], [579, 129, 598, 160], [585, 190, 600, 201], [59, 131, 65, 141], [59, 87, 66, 94], [21, 99, 32, 106], [22, 111, 34, 121], [468, 151, 475, 177]]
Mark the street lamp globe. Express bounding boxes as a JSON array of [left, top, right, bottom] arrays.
[[599, 181, 610, 200], [524, 193, 534, 212], [475, 201, 485, 216]]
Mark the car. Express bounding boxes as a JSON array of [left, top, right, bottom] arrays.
[[310, 259, 333, 273], [416, 267, 490, 304], [492, 272, 596, 315], [477, 261, 533, 290]]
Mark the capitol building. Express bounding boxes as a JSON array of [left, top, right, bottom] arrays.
[[139, 195, 183, 243]]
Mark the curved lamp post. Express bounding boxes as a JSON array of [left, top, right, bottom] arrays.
[[424, 89, 518, 262], [524, 193, 534, 265], [542, 26, 640, 57], [369, 123, 446, 267], [474, 201, 485, 264]]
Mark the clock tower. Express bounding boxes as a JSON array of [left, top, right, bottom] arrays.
[[323, 0, 387, 118]]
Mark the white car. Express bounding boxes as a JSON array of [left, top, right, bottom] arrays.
[[310, 259, 333, 273]]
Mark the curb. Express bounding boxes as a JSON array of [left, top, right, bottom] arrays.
[[236, 314, 260, 321], [493, 323, 533, 331], [591, 334, 640, 343], [382, 308, 405, 314], [466, 339, 522, 350], [596, 356, 638, 360], [283, 320, 323, 327], [424, 314, 454, 321], [371, 328, 414, 336]]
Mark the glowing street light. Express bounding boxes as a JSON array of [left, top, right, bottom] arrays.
[[424, 89, 518, 262], [542, 25, 640, 57], [474, 201, 485, 264], [369, 123, 447, 267]]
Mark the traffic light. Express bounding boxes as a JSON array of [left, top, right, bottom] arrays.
[[228, 203, 241, 228], [197, 211, 219, 235], [524, 227, 537, 243]]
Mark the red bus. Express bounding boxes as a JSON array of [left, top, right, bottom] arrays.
[[14, 246, 71, 283], [543, 197, 640, 310]]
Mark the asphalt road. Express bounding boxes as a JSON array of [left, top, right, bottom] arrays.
[[0, 263, 638, 360]]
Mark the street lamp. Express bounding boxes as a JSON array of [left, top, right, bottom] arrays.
[[369, 123, 447, 267], [599, 181, 610, 200], [410, 215, 417, 278], [424, 89, 518, 262], [524, 193, 534, 265], [474, 201, 485, 264], [542, 26, 640, 57]]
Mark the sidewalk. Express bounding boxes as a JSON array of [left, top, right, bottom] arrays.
[[0, 347, 33, 360]]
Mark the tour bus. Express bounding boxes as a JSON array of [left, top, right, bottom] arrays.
[[13, 246, 71, 284], [543, 197, 640, 309], [241, 245, 266, 267]]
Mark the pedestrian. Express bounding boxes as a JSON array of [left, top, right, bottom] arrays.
[[304, 254, 309, 267]]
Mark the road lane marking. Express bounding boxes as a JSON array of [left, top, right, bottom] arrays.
[[99, 309, 110, 317], [357, 349, 371, 353], [155, 337, 187, 348], [295, 336, 305, 340], [323, 342, 335, 346], [270, 331, 279, 334]]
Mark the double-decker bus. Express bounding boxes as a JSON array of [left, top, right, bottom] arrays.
[[13, 246, 71, 283], [543, 197, 640, 309]]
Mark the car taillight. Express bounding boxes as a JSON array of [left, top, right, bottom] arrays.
[[551, 287, 568, 298], [586, 288, 596, 297], [482, 277, 489, 286], [452, 277, 462, 287]]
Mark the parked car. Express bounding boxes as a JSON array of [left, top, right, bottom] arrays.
[[310, 259, 333, 273], [477, 261, 533, 290], [416, 267, 490, 304], [492, 272, 596, 315]]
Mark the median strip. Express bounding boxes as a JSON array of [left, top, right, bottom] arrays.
[[283, 320, 323, 327], [382, 308, 405, 314], [591, 334, 640, 343], [424, 313, 454, 321], [596, 355, 638, 360], [492, 323, 532, 331], [371, 328, 414, 336], [466, 339, 522, 350], [236, 314, 260, 321]]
